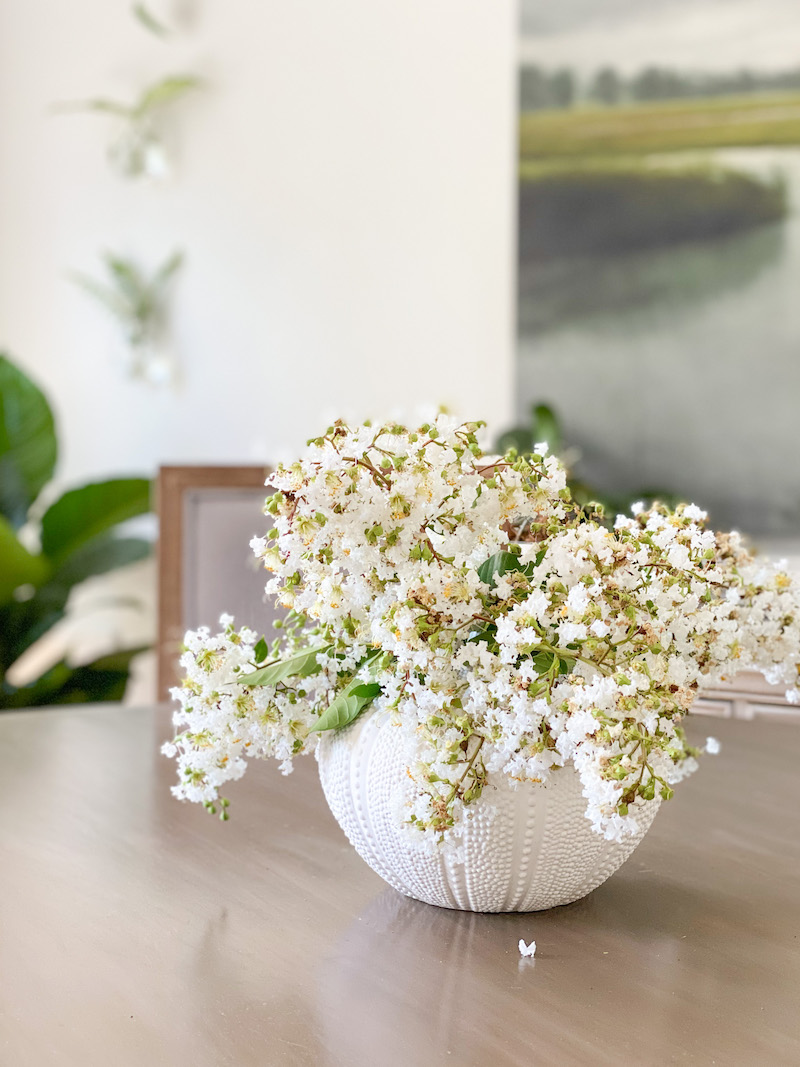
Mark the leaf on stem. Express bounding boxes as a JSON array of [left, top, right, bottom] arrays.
[[134, 76, 201, 118], [309, 682, 381, 733], [477, 550, 527, 586], [132, 2, 170, 37], [238, 644, 331, 687], [309, 650, 383, 732], [0, 354, 57, 527]]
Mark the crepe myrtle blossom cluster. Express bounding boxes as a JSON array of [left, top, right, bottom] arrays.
[[164, 415, 800, 845]]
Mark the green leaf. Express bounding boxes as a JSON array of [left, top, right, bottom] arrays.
[[310, 692, 361, 732], [253, 637, 269, 664], [87, 645, 149, 672], [309, 653, 383, 733], [40, 478, 151, 566], [477, 550, 526, 586], [51, 535, 151, 592], [0, 536, 151, 667], [467, 626, 495, 645], [30, 534, 150, 636], [238, 644, 331, 687], [533, 650, 556, 674], [0, 660, 73, 709], [151, 249, 183, 289], [0, 644, 144, 709], [67, 271, 135, 324], [496, 427, 534, 455], [134, 75, 201, 118], [104, 254, 147, 309], [0, 353, 57, 527], [132, 2, 170, 37], [51, 98, 133, 118], [0, 514, 50, 605], [349, 682, 381, 700], [531, 403, 562, 454], [310, 682, 379, 733]]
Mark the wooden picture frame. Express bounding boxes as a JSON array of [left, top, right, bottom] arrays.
[[156, 465, 271, 701]]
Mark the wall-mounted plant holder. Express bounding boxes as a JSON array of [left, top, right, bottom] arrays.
[[69, 251, 183, 386], [54, 75, 201, 180]]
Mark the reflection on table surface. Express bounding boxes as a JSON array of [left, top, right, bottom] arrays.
[[2, 705, 799, 1066]]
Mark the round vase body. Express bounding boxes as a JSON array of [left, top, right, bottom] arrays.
[[317, 712, 659, 912]]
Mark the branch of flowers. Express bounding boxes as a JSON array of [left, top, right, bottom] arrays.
[[532, 641, 613, 675], [420, 532, 454, 567], [451, 615, 495, 634], [444, 735, 485, 805], [343, 455, 393, 490], [472, 460, 509, 477], [640, 559, 716, 586], [621, 747, 652, 805]]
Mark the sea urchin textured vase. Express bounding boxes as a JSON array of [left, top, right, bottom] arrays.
[[317, 711, 659, 912]]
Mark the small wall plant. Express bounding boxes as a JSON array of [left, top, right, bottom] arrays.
[[69, 250, 183, 385], [54, 74, 201, 180]]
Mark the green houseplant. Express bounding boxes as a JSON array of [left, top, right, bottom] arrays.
[[0, 354, 152, 708]]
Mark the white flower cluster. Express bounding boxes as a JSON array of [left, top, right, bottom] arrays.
[[165, 416, 800, 844]]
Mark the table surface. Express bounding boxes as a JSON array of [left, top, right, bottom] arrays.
[[2, 706, 799, 1067]]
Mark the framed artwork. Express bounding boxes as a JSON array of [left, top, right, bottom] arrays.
[[156, 466, 275, 699], [516, 0, 800, 540]]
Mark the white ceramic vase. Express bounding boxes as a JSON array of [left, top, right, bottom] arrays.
[[317, 711, 659, 912]]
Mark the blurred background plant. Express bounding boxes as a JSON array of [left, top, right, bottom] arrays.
[[132, 2, 172, 38], [0, 353, 152, 709], [53, 73, 200, 180], [68, 250, 183, 386], [496, 401, 679, 521]]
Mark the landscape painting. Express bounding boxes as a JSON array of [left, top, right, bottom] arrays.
[[516, 0, 800, 539]]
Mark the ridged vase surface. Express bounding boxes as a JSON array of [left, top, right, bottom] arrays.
[[317, 711, 658, 912]]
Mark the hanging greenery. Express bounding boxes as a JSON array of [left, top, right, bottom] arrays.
[[54, 74, 201, 179], [68, 250, 183, 385]]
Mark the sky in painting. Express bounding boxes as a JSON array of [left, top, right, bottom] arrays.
[[520, 0, 800, 75]]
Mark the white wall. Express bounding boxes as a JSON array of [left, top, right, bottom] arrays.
[[0, 0, 516, 487]]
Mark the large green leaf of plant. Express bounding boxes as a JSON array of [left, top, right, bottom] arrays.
[[0, 647, 146, 709], [0, 354, 57, 527], [0, 536, 152, 669], [0, 514, 49, 605], [40, 478, 151, 566], [49, 534, 152, 596]]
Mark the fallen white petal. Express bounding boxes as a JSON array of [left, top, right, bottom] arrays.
[[518, 938, 536, 958]]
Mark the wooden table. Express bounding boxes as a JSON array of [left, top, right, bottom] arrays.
[[2, 706, 799, 1066]]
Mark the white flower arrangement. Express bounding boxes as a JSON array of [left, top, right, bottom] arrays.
[[164, 416, 800, 847]]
